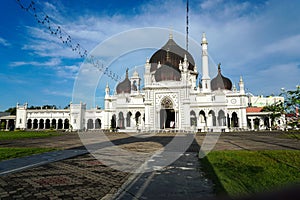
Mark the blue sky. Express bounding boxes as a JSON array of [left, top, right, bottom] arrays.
[[0, 0, 300, 111]]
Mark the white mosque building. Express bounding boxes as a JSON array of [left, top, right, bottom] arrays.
[[14, 33, 285, 132]]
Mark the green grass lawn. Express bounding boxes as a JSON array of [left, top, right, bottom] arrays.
[[201, 150, 300, 197], [0, 131, 61, 140], [0, 147, 58, 161]]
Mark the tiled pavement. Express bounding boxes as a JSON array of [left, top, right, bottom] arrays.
[[0, 153, 130, 199]]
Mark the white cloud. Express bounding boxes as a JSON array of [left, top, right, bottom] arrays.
[[43, 88, 71, 97], [0, 37, 10, 46], [263, 34, 300, 56], [200, 0, 224, 10], [10, 58, 61, 67], [56, 64, 79, 79], [245, 62, 300, 95]]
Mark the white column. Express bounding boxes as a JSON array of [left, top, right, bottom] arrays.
[[6, 120, 9, 130], [44, 119, 46, 129], [250, 118, 254, 130]]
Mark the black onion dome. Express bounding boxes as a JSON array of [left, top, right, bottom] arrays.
[[116, 69, 131, 94], [211, 64, 232, 91], [154, 61, 181, 82], [150, 37, 195, 72]]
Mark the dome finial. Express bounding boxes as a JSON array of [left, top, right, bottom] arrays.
[[126, 68, 129, 78], [169, 26, 173, 39], [218, 63, 221, 73], [201, 32, 208, 45]]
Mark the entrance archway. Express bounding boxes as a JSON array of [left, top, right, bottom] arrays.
[[160, 97, 175, 129]]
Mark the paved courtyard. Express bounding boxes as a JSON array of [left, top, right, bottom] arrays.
[[0, 131, 299, 199]]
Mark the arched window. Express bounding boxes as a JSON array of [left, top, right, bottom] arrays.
[[218, 110, 226, 126], [45, 119, 51, 129], [231, 112, 239, 127], [208, 110, 216, 126], [51, 119, 56, 129], [87, 119, 94, 129], [57, 119, 63, 129], [27, 119, 32, 129], [190, 110, 197, 126], [161, 97, 173, 109], [135, 111, 141, 125], [33, 119, 38, 129], [95, 118, 101, 129], [199, 110, 206, 123], [39, 119, 44, 129], [118, 112, 125, 129], [126, 112, 132, 127], [64, 119, 69, 129], [111, 114, 116, 129]]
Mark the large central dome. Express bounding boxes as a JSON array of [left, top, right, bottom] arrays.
[[150, 35, 195, 73]]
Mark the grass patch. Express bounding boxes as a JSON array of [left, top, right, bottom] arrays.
[[0, 147, 58, 161], [0, 131, 61, 140], [201, 150, 300, 197]]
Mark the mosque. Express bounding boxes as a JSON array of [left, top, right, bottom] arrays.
[[13, 33, 285, 132]]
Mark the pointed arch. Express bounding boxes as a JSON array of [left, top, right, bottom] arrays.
[[161, 96, 173, 109], [111, 114, 116, 129], [57, 119, 63, 129], [64, 119, 69, 129], [27, 119, 32, 129], [218, 110, 226, 126], [126, 112, 132, 127], [118, 112, 125, 129], [199, 110, 206, 123], [135, 111, 141, 126], [190, 110, 197, 126], [95, 118, 101, 129], [45, 119, 51, 129], [231, 112, 239, 127], [87, 119, 94, 129], [208, 110, 216, 126]]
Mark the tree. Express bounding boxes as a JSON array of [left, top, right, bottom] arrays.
[[280, 86, 300, 114], [261, 101, 284, 125], [5, 107, 16, 115]]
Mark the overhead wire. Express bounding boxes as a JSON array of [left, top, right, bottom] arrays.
[[15, 0, 122, 82]]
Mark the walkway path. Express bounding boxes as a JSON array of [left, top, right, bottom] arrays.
[[115, 152, 214, 200]]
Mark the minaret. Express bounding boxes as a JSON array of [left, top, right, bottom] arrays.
[[239, 76, 245, 94], [201, 32, 211, 93], [144, 58, 151, 86], [105, 82, 110, 97]]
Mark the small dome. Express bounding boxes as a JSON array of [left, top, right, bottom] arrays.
[[154, 61, 181, 82], [150, 37, 195, 72], [211, 64, 232, 91], [132, 70, 139, 78], [116, 69, 131, 94]]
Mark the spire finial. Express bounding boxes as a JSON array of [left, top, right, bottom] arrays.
[[240, 76, 243, 82], [184, 54, 188, 62], [169, 27, 173, 39], [126, 68, 129, 78], [218, 63, 221, 73], [201, 32, 208, 45]]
